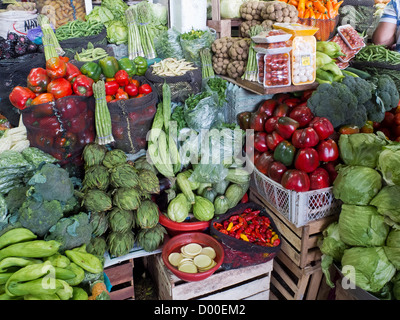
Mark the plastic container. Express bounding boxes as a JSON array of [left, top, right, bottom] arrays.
[[330, 34, 360, 63], [161, 232, 224, 282], [253, 40, 292, 55], [251, 29, 292, 43], [158, 213, 211, 237], [210, 202, 282, 270], [263, 51, 291, 88], [273, 23, 318, 38], [169, 0, 207, 34], [291, 36, 316, 85], [257, 52, 265, 84], [338, 24, 365, 50], [298, 15, 339, 41]]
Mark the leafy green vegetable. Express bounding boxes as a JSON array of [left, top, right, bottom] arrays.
[[106, 20, 128, 45], [319, 222, 348, 262], [333, 165, 382, 205], [370, 185, 400, 224], [338, 204, 389, 247], [338, 132, 387, 168], [377, 143, 400, 186], [341, 246, 396, 293], [316, 41, 345, 58], [86, 6, 114, 24], [100, 0, 128, 23], [207, 77, 228, 107]]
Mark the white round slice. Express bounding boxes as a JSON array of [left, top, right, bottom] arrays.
[[168, 252, 183, 267], [178, 258, 193, 266], [178, 262, 198, 273], [201, 247, 216, 260], [184, 243, 202, 256], [193, 254, 212, 269]]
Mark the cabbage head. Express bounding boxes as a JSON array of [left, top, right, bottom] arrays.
[[384, 228, 400, 269], [220, 0, 246, 19], [370, 185, 400, 224], [338, 204, 389, 247], [377, 143, 400, 186], [393, 272, 400, 300], [333, 165, 382, 205], [341, 246, 396, 293], [319, 222, 348, 261], [106, 20, 128, 45], [339, 133, 387, 168]]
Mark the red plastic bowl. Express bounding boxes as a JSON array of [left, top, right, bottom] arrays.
[[161, 232, 224, 282], [159, 213, 210, 236]]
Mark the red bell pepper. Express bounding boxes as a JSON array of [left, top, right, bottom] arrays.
[[255, 151, 274, 175], [281, 169, 310, 192], [275, 116, 299, 139], [138, 83, 152, 95], [266, 131, 284, 151], [114, 69, 130, 87], [47, 78, 73, 100], [264, 116, 280, 133], [309, 167, 331, 190], [238, 111, 252, 130], [273, 103, 289, 117], [115, 88, 129, 100], [9, 86, 36, 110], [125, 83, 139, 97], [288, 104, 314, 127], [65, 62, 82, 83], [294, 148, 320, 173], [321, 160, 339, 183], [258, 99, 277, 117], [250, 111, 268, 132], [274, 93, 291, 104], [106, 95, 114, 103], [27, 68, 50, 93], [31, 93, 55, 106], [316, 139, 339, 162], [72, 75, 94, 97], [268, 161, 287, 183], [309, 117, 334, 140], [283, 97, 301, 108], [105, 80, 119, 96], [254, 131, 268, 152], [46, 56, 67, 79], [291, 127, 320, 149]]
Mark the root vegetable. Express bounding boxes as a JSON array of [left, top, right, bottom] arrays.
[[239, 20, 261, 38], [240, 1, 267, 21], [228, 38, 251, 61], [227, 60, 246, 79]]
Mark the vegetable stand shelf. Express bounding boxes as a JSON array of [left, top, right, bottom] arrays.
[[220, 76, 319, 95], [206, 0, 242, 38]]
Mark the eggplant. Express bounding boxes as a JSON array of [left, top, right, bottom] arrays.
[[6, 32, 18, 43], [14, 43, 27, 56], [26, 42, 38, 53]]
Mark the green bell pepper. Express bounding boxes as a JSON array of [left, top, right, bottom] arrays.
[[80, 62, 102, 82], [118, 58, 137, 77], [98, 56, 119, 78], [133, 56, 148, 76], [273, 140, 296, 167]]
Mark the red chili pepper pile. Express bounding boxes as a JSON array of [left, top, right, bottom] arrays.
[[213, 208, 281, 247]]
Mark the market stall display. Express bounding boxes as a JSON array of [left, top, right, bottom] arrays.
[[0, 0, 400, 301]]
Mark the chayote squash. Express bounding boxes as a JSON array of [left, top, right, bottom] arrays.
[[167, 193, 190, 222], [214, 195, 230, 215], [193, 196, 215, 221], [225, 183, 246, 209], [202, 187, 217, 203]]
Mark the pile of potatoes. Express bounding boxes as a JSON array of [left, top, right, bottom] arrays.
[[37, 0, 86, 28], [239, 1, 299, 37], [211, 37, 251, 78]]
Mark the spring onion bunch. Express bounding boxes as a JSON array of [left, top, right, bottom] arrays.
[[38, 14, 64, 60], [242, 25, 263, 82]]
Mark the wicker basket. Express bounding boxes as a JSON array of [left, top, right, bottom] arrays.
[[250, 166, 341, 227]]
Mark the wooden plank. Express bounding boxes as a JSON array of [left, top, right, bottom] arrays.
[[243, 290, 270, 300], [207, 20, 232, 38], [198, 276, 270, 300], [211, 0, 220, 20], [104, 259, 133, 286], [271, 277, 293, 300], [305, 268, 323, 300], [308, 213, 339, 235], [171, 260, 273, 300], [110, 285, 135, 300]]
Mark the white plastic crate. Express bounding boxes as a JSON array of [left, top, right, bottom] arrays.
[[250, 166, 341, 227]]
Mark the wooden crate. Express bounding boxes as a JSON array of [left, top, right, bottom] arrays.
[[270, 250, 324, 300], [147, 254, 273, 300], [250, 188, 338, 268], [104, 259, 135, 300], [207, 0, 242, 38]]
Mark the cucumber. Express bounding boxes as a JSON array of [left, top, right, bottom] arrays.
[[344, 67, 371, 79]]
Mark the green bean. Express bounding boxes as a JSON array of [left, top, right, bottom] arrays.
[[356, 44, 400, 64]]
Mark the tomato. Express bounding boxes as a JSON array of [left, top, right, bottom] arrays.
[[39, 116, 62, 135], [309, 167, 331, 190], [34, 134, 54, 149], [32, 103, 55, 118], [394, 113, 400, 126], [112, 125, 125, 140], [22, 112, 39, 127], [56, 98, 80, 120], [281, 169, 310, 192], [68, 117, 87, 133], [138, 84, 152, 95], [381, 112, 395, 128], [268, 161, 287, 183]]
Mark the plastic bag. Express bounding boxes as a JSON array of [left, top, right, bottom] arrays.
[[220, 0, 246, 19], [154, 28, 184, 60], [179, 28, 216, 66]]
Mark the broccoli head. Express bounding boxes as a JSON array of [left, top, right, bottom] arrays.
[[28, 163, 74, 203], [371, 74, 399, 111], [18, 198, 64, 237], [45, 212, 92, 251], [307, 82, 359, 128], [341, 75, 375, 105]]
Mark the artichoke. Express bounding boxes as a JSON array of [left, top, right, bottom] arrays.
[[82, 165, 110, 191], [107, 230, 135, 257], [136, 200, 159, 229], [90, 211, 110, 236], [83, 189, 113, 213], [113, 187, 142, 210], [110, 163, 139, 188], [82, 143, 107, 167], [103, 149, 127, 169], [138, 169, 160, 194], [136, 224, 167, 252], [86, 236, 108, 257], [108, 207, 135, 232], [134, 156, 158, 175]]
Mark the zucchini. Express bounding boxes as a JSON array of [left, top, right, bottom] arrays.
[[344, 67, 371, 79], [225, 168, 250, 185], [176, 172, 196, 204]]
